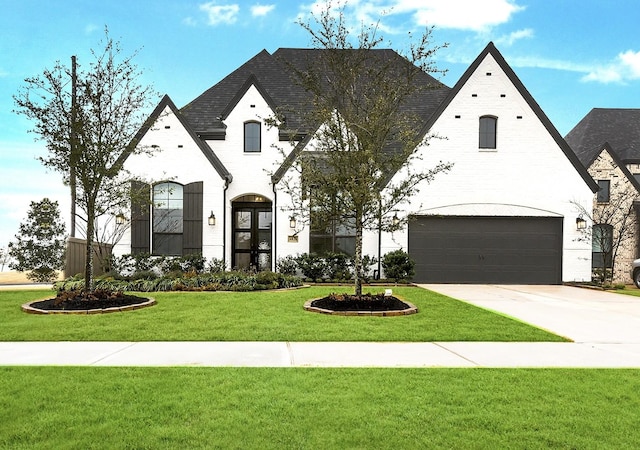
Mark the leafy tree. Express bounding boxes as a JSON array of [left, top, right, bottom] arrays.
[[14, 28, 156, 293], [9, 198, 66, 282], [272, 2, 451, 295]]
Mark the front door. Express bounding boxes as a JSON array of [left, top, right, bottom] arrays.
[[232, 201, 272, 271]]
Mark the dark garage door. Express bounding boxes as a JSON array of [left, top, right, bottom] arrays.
[[408, 216, 563, 284]]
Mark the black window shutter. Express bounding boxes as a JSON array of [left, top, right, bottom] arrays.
[[183, 182, 203, 255], [130, 181, 150, 254]]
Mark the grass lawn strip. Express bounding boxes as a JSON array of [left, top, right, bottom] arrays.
[[0, 287, 566, 342], [0, 367, 638, 449]]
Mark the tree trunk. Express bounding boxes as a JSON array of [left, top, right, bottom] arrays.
[[84, 205, 95, 293], [354, 209, 363, 296]]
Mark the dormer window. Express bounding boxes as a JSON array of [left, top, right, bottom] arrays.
[[479, 116, 497, 149], [244, 121, 261, 153]]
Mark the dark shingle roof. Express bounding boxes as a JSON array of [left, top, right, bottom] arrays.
[[180, 48, 450, 140], [565, 108, 640, 167]]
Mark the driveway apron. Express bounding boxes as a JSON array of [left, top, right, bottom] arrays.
[[420, 284, 640, 344]]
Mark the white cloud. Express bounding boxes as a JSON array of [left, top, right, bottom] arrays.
[[494, 28, 534, 47], [199, 2, 240, 26], [251, 4, 276, 17], [409, 0, 525, 32], [297, 0, 524, 35], [582, 50, 640, 84]]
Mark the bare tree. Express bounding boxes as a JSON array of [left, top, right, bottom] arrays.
[[574, 181, 638, 284], [14, 28, 157, 293], [271, 2, 451, 295]]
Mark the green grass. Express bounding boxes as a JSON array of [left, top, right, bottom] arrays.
[[0, 367, 638, 449], [0, 287, 566, 341]]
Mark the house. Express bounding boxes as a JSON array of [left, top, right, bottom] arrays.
[[114, 42, 597, 284], [565, 109, 640, 282]]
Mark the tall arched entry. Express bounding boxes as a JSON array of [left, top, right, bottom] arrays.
[[231, 195, 272, 271]]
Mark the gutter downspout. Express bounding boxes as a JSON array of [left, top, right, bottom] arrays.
[[272, 183, 277, 272], [222, 177, 230, 269]]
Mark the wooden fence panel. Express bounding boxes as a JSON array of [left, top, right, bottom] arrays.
[[64, 238, 113, 278]]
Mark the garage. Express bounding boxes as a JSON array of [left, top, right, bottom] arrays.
[[408, 216, 563, 284]]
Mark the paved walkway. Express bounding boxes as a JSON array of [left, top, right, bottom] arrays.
[[1, 284, 640, 367]]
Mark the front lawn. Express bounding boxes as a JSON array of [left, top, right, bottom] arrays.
[[0, 367, 637, 449], [0, 286, 566, 341]]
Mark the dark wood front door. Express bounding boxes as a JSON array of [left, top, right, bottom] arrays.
[[232, 202, 272, 271]]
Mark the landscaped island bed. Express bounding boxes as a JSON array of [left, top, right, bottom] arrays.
[[1, 287, 566, 342]]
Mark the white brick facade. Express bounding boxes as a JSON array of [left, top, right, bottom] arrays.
[[113, 44, 596, 282]]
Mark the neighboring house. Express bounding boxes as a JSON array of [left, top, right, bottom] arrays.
[[114, 42, 597, 284], [565, 109, 640, 283]]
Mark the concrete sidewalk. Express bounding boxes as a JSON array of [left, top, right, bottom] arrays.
[[2, 341, 640, 368]]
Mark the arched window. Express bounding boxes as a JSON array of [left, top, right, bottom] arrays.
[[153, 182, 183, 255], [244, 121, 261, 152], [479, 116, 497, 149]]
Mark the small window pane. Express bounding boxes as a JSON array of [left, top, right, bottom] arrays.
[[235, 211, 252, 229], [244, 122, 261, 152], [153, 234, 182, 256], [235, 232, 251, 249], [258, 211, 272, 230], [597, 180, 610, 202]]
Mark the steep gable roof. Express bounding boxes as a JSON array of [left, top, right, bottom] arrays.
[[593, 142, 640, 193], [181, 49, 312, 137], [421, 42, 598, 193], [127, 95, 232, 182], [565, 108, 640, 167]]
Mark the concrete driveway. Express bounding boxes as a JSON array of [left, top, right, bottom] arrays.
[[420, 284, 640, 344]]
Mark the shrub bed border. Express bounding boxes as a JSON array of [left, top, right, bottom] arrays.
[[21, 297, 157, 315]]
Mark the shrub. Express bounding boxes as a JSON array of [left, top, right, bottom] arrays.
[[381, 250, 415, 282], [325, 252, 352, 280], [295, 253, 327, 281], [276, 255, 298, 276], [207, 257, 227, 273], [55, 270, 303, 293]]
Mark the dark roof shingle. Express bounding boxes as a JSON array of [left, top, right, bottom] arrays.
[[565, 108, 640, 166]]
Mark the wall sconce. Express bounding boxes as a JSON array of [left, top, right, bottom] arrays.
[[576, 216, 586, 230], [392, 214, 400, 227], [208, 211, 216, 226], [115, 212, 126, 225], [289, 216, 297, 229]]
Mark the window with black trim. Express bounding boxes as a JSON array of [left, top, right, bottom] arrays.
[[308, 192, 356, 256], [152, 182, 183, 255], [592, 223, 613, 269], [244, 121, 261, 152], [479, 116, 497, 149], [597, 180, 610, 202]]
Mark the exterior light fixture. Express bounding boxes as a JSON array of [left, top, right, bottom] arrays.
[[392, 214, 400, 227], [208, 211, 216, 226], [289, 216, 297, 229], [115, 212, 126, 225], [576, 216, 586, 230]]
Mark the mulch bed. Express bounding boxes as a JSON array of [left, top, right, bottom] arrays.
[[23, 291, 155, 314], [30, 294, 149, 311], [305, 293, 418, 316]]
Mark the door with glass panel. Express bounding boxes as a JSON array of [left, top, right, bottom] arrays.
[[232, 201, 272, 271]]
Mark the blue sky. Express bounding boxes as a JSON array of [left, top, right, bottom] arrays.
[[1, 0, 639, 250]]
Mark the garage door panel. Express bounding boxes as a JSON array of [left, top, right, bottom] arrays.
[[408, 216, 562, 284]]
